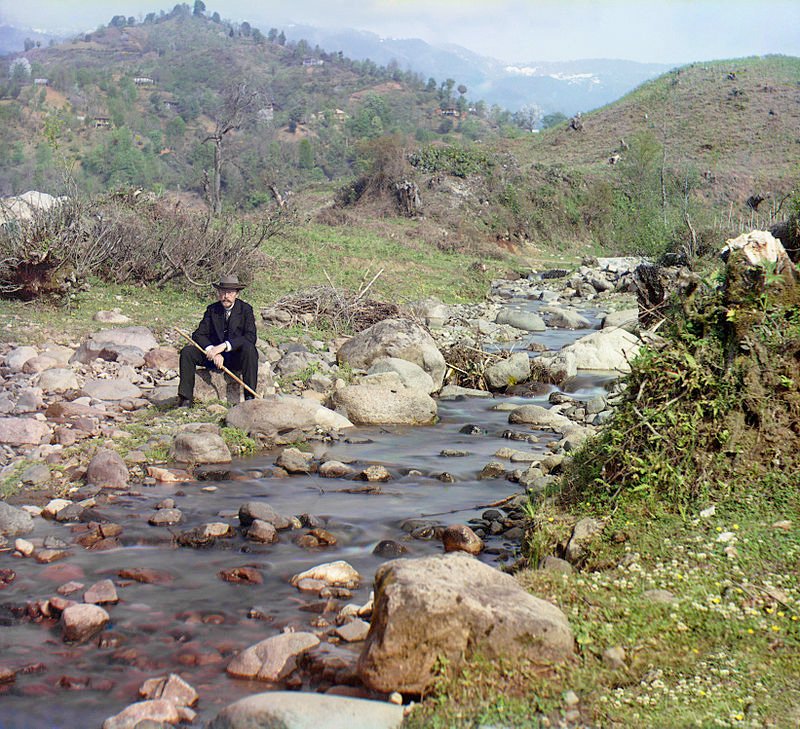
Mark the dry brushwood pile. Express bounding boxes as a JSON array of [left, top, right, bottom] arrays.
[[442, 342, 513, 390], [564, 249, 800, 507], [273, 286, 401, 333]]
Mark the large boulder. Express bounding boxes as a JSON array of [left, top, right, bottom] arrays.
[[722, 230, 795, 275], [208, 692, 404, 729], [601, 308, 640, 332], [495, 307, 546, 332], [357, 553, 573, 693], [559, 327, 641, 372], [0, 191, 62, 224], [485, 352, 531, 390], [4, 346, 38, 372], [533, 350, 578, 384], [85, 448, 129, 489], [540, 306, 592, 329], [226, 395, 352, 440], [274, 350, 328, 379], [170, 432, 231, 464], [36, 368, 79, 393], [337, 318, 446, 390], [332, 384, 437, 425], [226, 632, 320, 681], [508, 404, 574, 432], [367, 357, 436, 394], [403, 296, 451, 329], [70, 327, 158, 365]]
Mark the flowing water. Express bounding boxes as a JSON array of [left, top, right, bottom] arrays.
[[0, 302, 617, 728]]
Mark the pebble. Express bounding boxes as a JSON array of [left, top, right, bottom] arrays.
[[14, 538, 34, 556]]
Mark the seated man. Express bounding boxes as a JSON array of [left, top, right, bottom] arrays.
[[177, 274, 258, 406]]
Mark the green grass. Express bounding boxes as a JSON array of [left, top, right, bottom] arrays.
[[255, 222, 515, 305], [0, 219, 519, 347]]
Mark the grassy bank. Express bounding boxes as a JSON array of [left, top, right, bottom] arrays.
[[407, 488, 800, 728], [0, 219, 527, 348]]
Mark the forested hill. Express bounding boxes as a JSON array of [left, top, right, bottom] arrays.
[[0, 4, 507, 202]]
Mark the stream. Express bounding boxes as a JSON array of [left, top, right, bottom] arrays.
[[0, 300, 617, 728]]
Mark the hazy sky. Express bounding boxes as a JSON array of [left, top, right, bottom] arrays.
[[2, 0, 799, 64]]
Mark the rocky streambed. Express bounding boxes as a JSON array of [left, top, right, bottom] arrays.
[[0, 258, 643, 728]]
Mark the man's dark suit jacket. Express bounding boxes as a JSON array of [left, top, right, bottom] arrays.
[[191, 299, 257, 353]]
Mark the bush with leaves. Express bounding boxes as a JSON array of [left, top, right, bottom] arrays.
[[562, 252, 800, 510]]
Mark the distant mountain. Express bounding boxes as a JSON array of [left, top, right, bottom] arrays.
[[0, 24, 63, 55], [278, 24, 671, 114]]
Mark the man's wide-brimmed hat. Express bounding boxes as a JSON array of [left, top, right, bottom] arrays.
[[212, 274, 246, 291]]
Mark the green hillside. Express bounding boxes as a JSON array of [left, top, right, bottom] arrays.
[[0, 6, 493, 205], [520, 56, 800, 201]]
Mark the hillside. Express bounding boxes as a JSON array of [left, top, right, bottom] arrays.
[[0, 7, 494, 203], [1, 7, 798, 263], [519, 56, 800, 207]]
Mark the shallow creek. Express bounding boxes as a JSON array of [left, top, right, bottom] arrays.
[[1, 302, 617, 728]]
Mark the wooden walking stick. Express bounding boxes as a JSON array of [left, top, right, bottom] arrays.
[[176, 328, 262, 400]]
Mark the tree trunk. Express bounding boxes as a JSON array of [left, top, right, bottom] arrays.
[[212, 138, 222, 216]]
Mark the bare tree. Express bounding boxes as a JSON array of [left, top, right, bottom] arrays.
[[203, 82, 259, 216]]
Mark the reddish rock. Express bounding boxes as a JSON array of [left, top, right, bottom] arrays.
[[40, 563, 85, 583], [100, 523, 123, 538], [88, 537, 121, 551], [86, 448, 129, 489], [247, 519, 277, 544], [62, 603, 110, 643], [226, 632, 321, 681], [294, 534, 322, 549], [57, 581, 84, 596], [84, 579, 119, 605], [0, 417, 50, 446], [35, 548, 70, 564], [101, 699, 180, 729], [54, 427, 79, 446], [219, 566, 263, 585], [175, 643, 223, 666], [144, 347, 179, 371], [22, 355, 58, 374], [309, 528, 337, 546], [118, 568, 173, 585], [48, 596, 76, 614], [0, 568, 16, 587], [139, 673, 198, 707], [0, 666, 16, 684], [146, 466, 192, 483], [442, 524, 483, 555], [46, 402, 107, 419], [76, 532, 102, 548]]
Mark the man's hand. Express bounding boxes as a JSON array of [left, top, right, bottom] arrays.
[[206, 344, 226, 369]]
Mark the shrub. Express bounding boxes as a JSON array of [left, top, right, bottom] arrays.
[[562, 253, 800, 510], [0, 189, 291, 299]]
